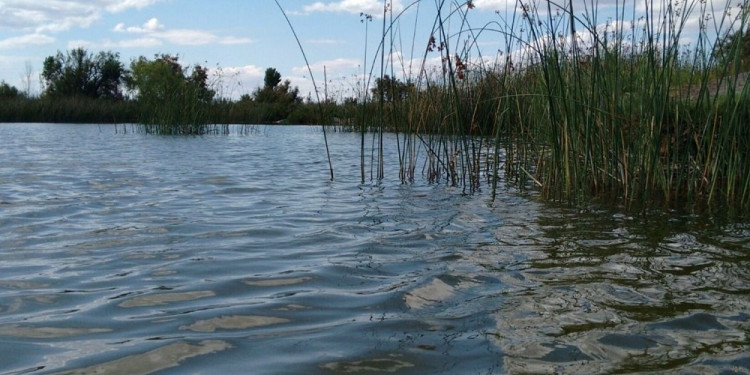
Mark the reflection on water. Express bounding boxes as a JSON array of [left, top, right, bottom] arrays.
[[180, 315, 290, 333], [118, 291, 215, 308], [48, 340, 232, 375], [0, 124, 747, 374]]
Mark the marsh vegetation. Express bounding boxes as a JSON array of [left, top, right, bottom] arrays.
[[1, 0, 748, 212], [332, 0, 750, 212]]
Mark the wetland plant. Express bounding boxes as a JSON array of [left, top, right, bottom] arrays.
[[128, 54, 221, 135], [285, 0, 748, 212]]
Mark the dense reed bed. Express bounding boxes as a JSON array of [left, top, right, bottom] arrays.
[[0, 96, 139, 124], [336, 0, 749, 213], [0, 97, 322, 129]]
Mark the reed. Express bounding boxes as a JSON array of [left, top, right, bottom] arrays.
[[314, 0, 749, 212], [0, 96, 138, 123], [274, 0, 335, 181], [131, 77, 214, 135], [4, 0, 746, 212], [500, 0, 750, 210]]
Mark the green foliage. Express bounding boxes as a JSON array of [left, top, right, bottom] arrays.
[[0, 96, 138, 123], [128, 54, 216, 133], [41, 48, 126, 100], [714, 27, 750, 71], [0, 81, 21, 99], [371, 75, 414, 103], [263, 67, 282, 88], [248, 67, 302, 122], [319, 0, 750, 211]]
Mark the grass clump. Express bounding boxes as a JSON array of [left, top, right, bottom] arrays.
[[128, 54, 219, 135], [320, 0, 749, 212]]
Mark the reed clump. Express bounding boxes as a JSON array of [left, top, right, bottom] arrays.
[[341, 0, 749, 212], [0, 96, 138, 123]]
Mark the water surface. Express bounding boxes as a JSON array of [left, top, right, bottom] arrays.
[[0, 124, 748, 374]]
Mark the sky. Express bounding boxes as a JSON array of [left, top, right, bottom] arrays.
[[0, 0, 742, 100]]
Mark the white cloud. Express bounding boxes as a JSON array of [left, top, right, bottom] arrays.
[[291, 57, 360, 76], [114, 17, 164, 33], [307, 38, 344, 45], [0, 0, 167, 33], [117, 37, 163, 48], [220, 36, 254, 45], [222, 65, 265, 78], [287, 57, 364, 100], [472, 0, 514, 11], [0, 33, 55, 50], [159, 29, 218, 45], [66, 39, 94, 49], [303, 0, 404, 16], [104, 0, 163, 13], [213, 64, 265, 99], [72, 37, 166, 51], [111, 18, 253, 47]]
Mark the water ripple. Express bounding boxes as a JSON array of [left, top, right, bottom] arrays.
[[0, 124, 747, 374]]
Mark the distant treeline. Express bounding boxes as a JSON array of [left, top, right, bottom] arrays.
[[0, 48, 358, 125], [0, 93, 342, 125]]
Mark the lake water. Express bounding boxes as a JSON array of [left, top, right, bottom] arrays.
[[0, 123, 748, 374]]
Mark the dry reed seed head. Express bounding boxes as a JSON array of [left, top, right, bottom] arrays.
[[455, 54, 467, 79], [467, 1, 475, 10], [427, 36, 446, 52]]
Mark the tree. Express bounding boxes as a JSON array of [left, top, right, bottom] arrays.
[[22, 61, 34, 97], [264, 67, 282, 88], [713, 27, 750, 70], [128, 54, 214, 104], [0, 81, 20, 99], [250, 67, 301, 122], [252, 68, 298, 103], [41, 48, 126, 99], [190, 64, 214, 103], [371, 75, 413, 103], [127, 54, 215, 127]]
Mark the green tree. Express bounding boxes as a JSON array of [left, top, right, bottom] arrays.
[[250, 67, 301, 122], [0, 81, 20, 99], [190, 64, 214, 103], [127, 54, 215, 129], [252, 68, 297, 103], [129, 54, 214, 103], [264, 67, 282, 89], [714, 27, 750, 70], [129, 54, 185, 103], [41, 48, 126, 99], [371, 75, 413, 103]]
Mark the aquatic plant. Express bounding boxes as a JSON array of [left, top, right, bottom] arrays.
[[274, 0, 335, 181], [0, 96, 138, 124], [301, 0, 749, 212], [496, 0, 750, 210], [128, 54, 218, 135]]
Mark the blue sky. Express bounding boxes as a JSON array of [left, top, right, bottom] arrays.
[[0, 0, 741, 100]]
